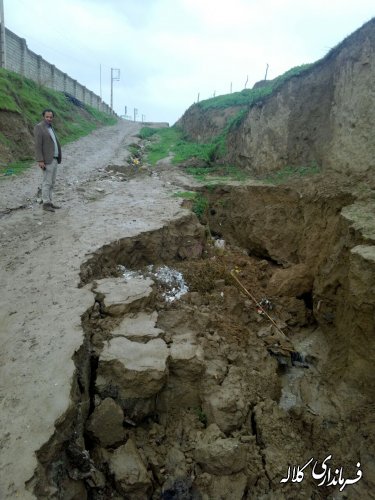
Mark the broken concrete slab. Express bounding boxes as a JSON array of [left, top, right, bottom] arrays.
[[96, 337, 169, 399], [112, 311, 164, 342], [95, 276, 154, 316]]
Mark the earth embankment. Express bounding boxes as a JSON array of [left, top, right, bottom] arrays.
[[177, 18, 375, 176]]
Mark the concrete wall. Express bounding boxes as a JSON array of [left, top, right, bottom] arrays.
[[1, 26, 112, 115]]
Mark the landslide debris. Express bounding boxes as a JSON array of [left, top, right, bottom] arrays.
[[27, 194, 374, 498]]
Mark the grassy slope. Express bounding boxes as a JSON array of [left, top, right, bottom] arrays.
[[0, 68, 116, 175], [196, 64, 312, 111], [140, 64, 315, 176]]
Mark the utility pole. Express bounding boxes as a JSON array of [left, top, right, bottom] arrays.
[[244, 75, 248, 89], [142, 114, 145, 122], [230, 82, 232, 93], [197, 92, 200, 103], [124, 105, 127, 116], [0, 0, 6, 69], [133, 108, 138, 122], [110, 67, 120, 110]]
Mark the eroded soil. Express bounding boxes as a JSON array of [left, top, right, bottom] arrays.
[[1, 121, 374, 499]]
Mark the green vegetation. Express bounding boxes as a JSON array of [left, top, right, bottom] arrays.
[[141, 126, 220, 167], [0, 159, 33, 177], [173, 190, 197, 200], [195, 407, 208, 427], [192, 193, 209, 218], [197, 64, 313, 111], [186, 164, 248, 184], [138, 127, 160, 140], [142, 125, 250, 185], [0, 67, 116, 175], [172, 191, 209, 218], [262, 162, 320, 184], [139, 64, 317, 186], [141, 127, 216, 166]]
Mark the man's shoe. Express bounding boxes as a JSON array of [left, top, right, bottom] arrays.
[[50, 203, 61, 209], [43, 203, 55, 212]]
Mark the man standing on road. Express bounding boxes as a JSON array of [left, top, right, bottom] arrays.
[[34, 109, 62, 212]]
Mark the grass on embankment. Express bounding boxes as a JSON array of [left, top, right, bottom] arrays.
[[196, 64, 313, 111], [139, 125, 248, 185], [0, 68, 116, 177]]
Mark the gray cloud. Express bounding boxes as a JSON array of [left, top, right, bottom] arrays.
[[5, 0, 375, 124]]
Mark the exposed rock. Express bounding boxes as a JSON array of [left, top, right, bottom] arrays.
[[267, 263, 313, 297], [194, 437, 247, 475], [120, 397, 157, 423], [165, 446, 188, 477], [94, 276, 154, 316], [96, 337, 169, 399], [202, 367, 250, 433], [109, 439, 152, 498], [164, 331, 205, 408], [194, 424, 247, 475], [112, 311, 164, 342], [86, 398, 125, 448]]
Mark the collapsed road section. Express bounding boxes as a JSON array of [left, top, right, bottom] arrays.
[[27, 174, 374, 498], [1, 121, 374, 499]]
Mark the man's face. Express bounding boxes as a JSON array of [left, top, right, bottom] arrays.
[[44, 112, 54, 125]]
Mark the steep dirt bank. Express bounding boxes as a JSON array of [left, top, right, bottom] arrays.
[[177, 18, 375, 176], [177, 105, 242, 143], [201, 176, 375, 399], [0, 110, 35, 163]]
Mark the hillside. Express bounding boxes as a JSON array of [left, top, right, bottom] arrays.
[[0, 68, 116, 171], [176, 18, 375, 177]]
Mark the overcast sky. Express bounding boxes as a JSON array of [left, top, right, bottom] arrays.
[[3, 0, 374, 124]]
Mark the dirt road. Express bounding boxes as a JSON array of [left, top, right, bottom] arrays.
[[0, 120, 188, 498]]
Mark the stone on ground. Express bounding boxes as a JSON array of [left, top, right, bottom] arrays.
[[109, 439, 152, 498], [86, 398, 125, 447], [112, 311, 164, 342], [95, 276, 154, 316], [96, 337, 169, 399], [194, 424, 247, 475]]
